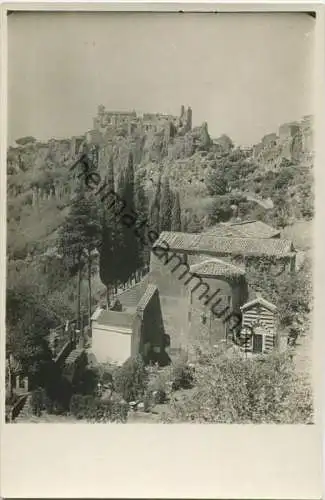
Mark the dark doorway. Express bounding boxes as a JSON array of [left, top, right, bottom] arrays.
[[252, 334, 263, 353]]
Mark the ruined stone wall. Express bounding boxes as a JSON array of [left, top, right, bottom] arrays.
[[91, 105, 192, 139], [253, 116, 313, 167]]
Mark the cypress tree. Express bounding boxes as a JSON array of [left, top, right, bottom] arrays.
[[149, 173, 161, 236], [123, 152, 139, 280], [114, 152, 138, 286], [134, 172, 149, 269], [171, 191, 182, 232], [99, 155, 121, 304], [159, 176, 173, 232], [114, 170, 128, 287]]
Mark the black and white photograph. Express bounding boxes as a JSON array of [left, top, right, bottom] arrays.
[[5, 10, 316, 425]]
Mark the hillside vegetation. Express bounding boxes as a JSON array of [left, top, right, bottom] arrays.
[[7, 109, 313, 260]]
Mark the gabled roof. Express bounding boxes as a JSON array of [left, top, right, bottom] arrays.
[[154, 231, 294, 258], [95, 310, 134, 329], [190, 259, 244, 278], [240, 296, 277, 312], [137, 284, 158, 312]]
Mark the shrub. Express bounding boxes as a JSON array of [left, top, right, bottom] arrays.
[[69, 394, 128, 422], [31, 387, 52, 416], [170, 353, 194, 391], [165, 350, 313, 424], [145, 364, 170, 408], [114, 355, 148, 403]]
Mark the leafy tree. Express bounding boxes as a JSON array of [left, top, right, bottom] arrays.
[[205, 167, 228, 196], [6, 284, 57, 390], [210, 195, 234, 223], [58, 186, 101, 329], [15, 136, 36, 146], [114, 355, 148, 402], [274, 165, 296, 190], [246, 258, 312, 336], [159, 176, 173, 232], [171, 191, 182, 231], [214, 134, 234, 152]]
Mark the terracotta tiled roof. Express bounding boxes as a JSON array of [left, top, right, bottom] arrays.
[[190, 259, 244, 277], [95, 310, 134, 329], [154, 231, 294, 258]]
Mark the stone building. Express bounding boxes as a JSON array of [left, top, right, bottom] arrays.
[[91, 105, 192, 138], [239, 296, 278, 354], [91, 284, 167, 365], [188, 259, 248, 346], [252, 116, 314, 167], [90, 225, 295, 363]]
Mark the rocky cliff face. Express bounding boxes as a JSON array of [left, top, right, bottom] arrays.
[[7, 108, 314, 260]]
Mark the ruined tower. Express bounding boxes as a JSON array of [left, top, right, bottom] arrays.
[[186, 106, 192, 131]]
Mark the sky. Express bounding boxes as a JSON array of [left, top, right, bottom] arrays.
[[7, 12, 315, 146]]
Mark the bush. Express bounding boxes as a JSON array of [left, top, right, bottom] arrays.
[[145, 364, 170, 409], [31, 387, 52, 416], [170, 353, 194, 391], [69, 394, 128, 422], [165, 350, 313, 424], [114, 355, 148, 403]]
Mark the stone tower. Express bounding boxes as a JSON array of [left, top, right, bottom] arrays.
[[186, 106, 192, 131]]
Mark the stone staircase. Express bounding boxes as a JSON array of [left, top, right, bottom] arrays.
[[116, 276, 149, 309], [13, 393, 33, 423], [65, 347, 85, 366]]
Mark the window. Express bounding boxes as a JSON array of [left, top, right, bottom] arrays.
[[252, 334, 263, 353]]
